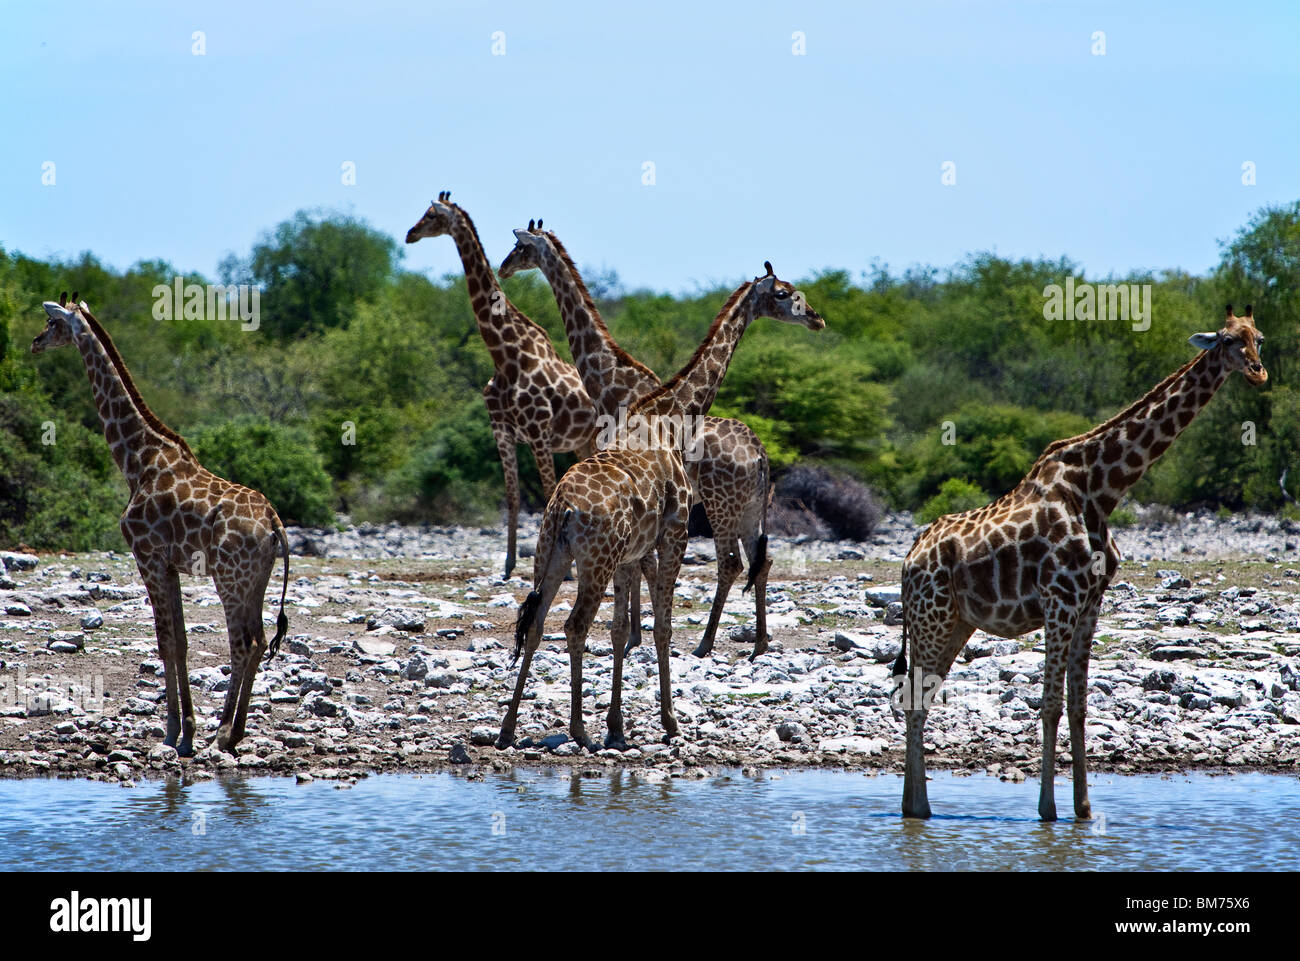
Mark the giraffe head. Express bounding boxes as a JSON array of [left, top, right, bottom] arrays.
[[405, 190, 459, 244], [1189, 305, 1267, 386], [31, 291, 86, 353], [497, 219, 548, 278], [748, 262, 825, 331]]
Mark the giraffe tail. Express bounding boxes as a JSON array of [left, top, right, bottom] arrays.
[[891, 611, 908, 677], [742, 452, 772, 595], [265, 522, 290, 662]]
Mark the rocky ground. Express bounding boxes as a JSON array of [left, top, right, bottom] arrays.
[[1, 509, 1298, 786]]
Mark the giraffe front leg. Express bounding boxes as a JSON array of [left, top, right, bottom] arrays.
[[647, 526, 687, 741], [901, 702, 932, 819], [606, 567, 635, 749], [138, 562, 183, 751], [166, 584, 197, 757], [1038, 612, 1073, 822], [1067, 605, 1101, 820], [490, 422, 520, 581]]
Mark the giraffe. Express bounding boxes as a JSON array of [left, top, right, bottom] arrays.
[[498, 221, 775, 660], [498, 265, 824, 750], [31, 293, 290, 756], [406, 192, 598, 579], [894, 306, 1268, 820]]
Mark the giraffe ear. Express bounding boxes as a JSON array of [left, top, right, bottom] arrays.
[[1189, 332, 1220, 351], [513, 228, 533, 243]]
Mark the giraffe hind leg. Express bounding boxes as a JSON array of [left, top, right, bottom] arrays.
[[693, 534, 742, 658]]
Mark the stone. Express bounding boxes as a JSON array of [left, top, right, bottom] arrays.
[[80, 611, 104, 630], [776, 721, 806, 743], [0, 552, 39, 572], [470, 726, 497, 746], [366, 608, 426, 633], [353, 635, 398, 657], [449, 743, 472, 764], [1150, 646, 1205, 661], [47, 631, 85, 651], [402, 655, 429, 681], [865, 585, 903, 607]]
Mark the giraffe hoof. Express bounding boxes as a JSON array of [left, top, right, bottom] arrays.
[[690, 642, 713, 658], [603, 735, 630, 751], [495, 732, 515, 750]]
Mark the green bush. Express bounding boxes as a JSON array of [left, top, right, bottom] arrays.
[[382, 400, 503, 523], [917, 478, 991, 525], [188, 417, 333, 526]]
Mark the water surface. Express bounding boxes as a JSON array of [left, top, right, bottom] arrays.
[[1, 769, 1295, 871]]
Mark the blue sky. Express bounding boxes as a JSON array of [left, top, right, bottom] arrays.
[[3, 1, 1298, 293]]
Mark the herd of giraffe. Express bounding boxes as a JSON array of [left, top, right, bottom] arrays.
[[28, 192, 1269, 821]]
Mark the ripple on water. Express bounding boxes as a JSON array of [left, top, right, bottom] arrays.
[[0, 770, 1296, 871]]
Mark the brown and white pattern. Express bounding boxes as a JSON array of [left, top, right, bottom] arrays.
[[32, 294, 290, 756], [497, 267, 824, 751], [498, 223, 775, 659], [894, 306, 1268, 820], [406, 194, 599, 579]]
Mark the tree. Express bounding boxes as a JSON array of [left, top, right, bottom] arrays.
[[220, 210, 399, 338]]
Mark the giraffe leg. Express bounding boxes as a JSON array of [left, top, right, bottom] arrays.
[[215, 605, 265, 753], [488, 413, 520, 579], [165, 581, 197, 756], [622, 574, 644, 655], [646, 523, 687, 741], [605, 565, 636, 749], [1067, 603, 1101, 820], [563, 575, 606, 751], [138, 560, 183, 751], [533, 443, 558, 502], [693, 535, 742, 658], [1038, 604, 1076, 822], [901, 616, 974, 818], [743, 529, 772, 660], [497, 559, 568, 748]]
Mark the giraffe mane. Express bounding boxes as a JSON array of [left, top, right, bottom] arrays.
[[1032, 351, 1204, 466], [543, 231, 656, 379], [633, 280, 755, 412], [449, 202, 551, 337], [77, 306, 196, 458]]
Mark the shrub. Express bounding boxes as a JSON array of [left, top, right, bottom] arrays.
[[916, 478, 991, 525], [774, 465, 883, 540], [188, 416, 334, 526]]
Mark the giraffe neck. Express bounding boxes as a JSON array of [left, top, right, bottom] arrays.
[[632, 283, 755, 418], [71, 315, 185, 491], [1053, 349, 1230, 517], [537, 236, 657, 416], [447, 207, 515, 370]]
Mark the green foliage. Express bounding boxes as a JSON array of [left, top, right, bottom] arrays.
[[382, 399, 502, 523], [188, 417, 333, 526], [220, 210, 398, 339], [904, 402, 1093, 506], [917, 478, 991, 525], [3, 200, 1300, 549]]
